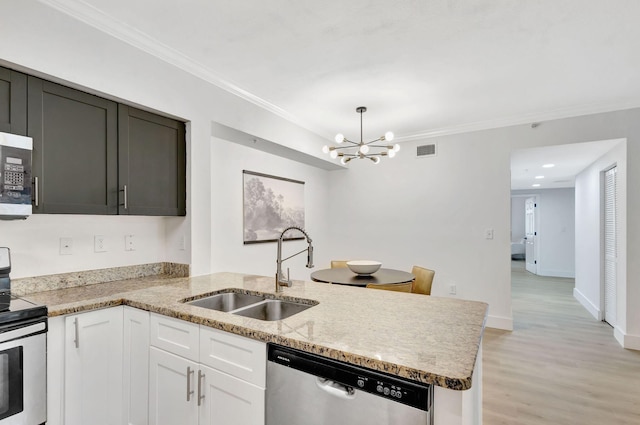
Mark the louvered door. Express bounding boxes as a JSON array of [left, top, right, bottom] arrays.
[[603, 166, 617, 326]]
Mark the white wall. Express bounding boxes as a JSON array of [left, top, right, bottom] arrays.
[[511, 197, 526, 243], [0, 2, 330, 278], [512, 188, 575, 278], [574, 142, 627, 340], [326, 135, 514, 330], [209, 137, 331, 281]]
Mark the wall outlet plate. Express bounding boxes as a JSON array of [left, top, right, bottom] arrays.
[[94, 235, 107, 252]]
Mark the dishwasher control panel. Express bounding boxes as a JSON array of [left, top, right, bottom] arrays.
[[268, 344, 432, 411]]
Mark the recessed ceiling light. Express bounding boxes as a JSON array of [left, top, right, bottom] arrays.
[[532, 184, 541, 187], [542, 164, 555, 168], [535, 175, 544, 179]]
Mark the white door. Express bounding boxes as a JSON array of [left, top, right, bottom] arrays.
[[525, 197, 537, 274], [603, 167, 617, 326], [64, 307, 123, 425], [149, 347, 199, 425], [199, 364, 265, 425]]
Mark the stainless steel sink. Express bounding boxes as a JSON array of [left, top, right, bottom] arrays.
[[185, 290, 316, 321], [232, 299, 313, 321], [187, 292, 266, 312]]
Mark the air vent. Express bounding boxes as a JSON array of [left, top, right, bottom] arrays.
[[417, 143, 437, 157]]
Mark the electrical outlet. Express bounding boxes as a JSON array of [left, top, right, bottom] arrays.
[[485, 228, 494, 240], [59, 237, 73, 255], [179, 235, 186, 251], [94, 235, 107, 252], [125, 234, 135, 251], [449, 284, 457, 295]]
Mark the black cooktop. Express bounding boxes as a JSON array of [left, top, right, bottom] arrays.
[[0, 293, 48, 326]]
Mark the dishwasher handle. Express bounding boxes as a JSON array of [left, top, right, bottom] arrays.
[[316, 377, 356, 400]]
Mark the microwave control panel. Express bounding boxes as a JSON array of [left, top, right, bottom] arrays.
[[0, 145, 32, 205]]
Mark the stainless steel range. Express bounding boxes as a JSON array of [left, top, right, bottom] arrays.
[[0, 247, 47, 425]]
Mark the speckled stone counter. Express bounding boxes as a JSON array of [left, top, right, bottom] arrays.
[[23, 272, 488, 391]]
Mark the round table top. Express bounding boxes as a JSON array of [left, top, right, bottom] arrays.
[[310, 267, 415, 287]]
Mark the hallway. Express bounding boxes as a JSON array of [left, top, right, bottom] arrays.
[[482, 261, 640, 424]]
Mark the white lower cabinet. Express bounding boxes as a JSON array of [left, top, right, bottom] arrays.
[[64, 307, 124, 425], [123, 306, 150, 425], [148, 313, 266, 425]]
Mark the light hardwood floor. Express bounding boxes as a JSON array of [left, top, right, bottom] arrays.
[[482, 261, 640, 425]]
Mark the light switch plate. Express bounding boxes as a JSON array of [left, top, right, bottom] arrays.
[[125, 235, 135, 251], [60, 238, 73, 255]]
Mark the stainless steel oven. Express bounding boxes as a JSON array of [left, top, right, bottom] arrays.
[[0, 247, 47, 425], [0, 299, 47, 425]]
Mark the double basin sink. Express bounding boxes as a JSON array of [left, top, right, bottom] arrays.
[[184, 290, 317, 321]]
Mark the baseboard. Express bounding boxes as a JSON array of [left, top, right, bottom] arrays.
[[537, 269, 575, 278], [573, 287, 602, 320], [614, 328, 640, 351], [486, 315, 513, 331]]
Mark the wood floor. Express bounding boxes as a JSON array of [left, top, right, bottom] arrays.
[[482, 261, 640, 425]]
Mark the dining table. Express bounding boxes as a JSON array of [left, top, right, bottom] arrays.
[[310, 267, 415, 287]]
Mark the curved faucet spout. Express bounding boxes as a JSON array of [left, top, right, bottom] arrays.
[[276, 227, 314, 292]]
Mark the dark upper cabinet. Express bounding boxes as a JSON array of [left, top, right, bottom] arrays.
[[28, 77, 119, 214], [118, 105, 186, 216], [0, 66, 27, 135]]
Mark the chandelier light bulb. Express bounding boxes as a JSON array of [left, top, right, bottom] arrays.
[[385, 131, 394, 142], [330, 150, 338, 159], [372, 156, 381, 164], [322, 145, 330, 154], [335, 133, 345, 144], [388, 149, 396, 158], [340, 157, 348, 165], [359, 144, 370, 154], [393, 143, 400, 153]]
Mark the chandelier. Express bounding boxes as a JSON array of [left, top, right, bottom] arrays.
[[322, 106, 400, 164]]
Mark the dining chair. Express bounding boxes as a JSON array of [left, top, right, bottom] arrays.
[[365, 282, 413, 292], [331, 260, 349, 268], [411, 266, 435, 295]]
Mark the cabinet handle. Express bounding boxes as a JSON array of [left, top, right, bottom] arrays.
[[33, 177, 39, 207], [186, 366, 194, 401], [197, 370, 205, 406], [73, 317, 79, 348], [120, 185, 128, 210]]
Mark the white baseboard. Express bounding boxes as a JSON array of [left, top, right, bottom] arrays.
[[486, 315, 513, 331], [573, 287, 602, 320], [614, 328, 640, 351], [538, 269, 575, 278]]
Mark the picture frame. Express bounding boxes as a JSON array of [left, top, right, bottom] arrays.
[[242, 170, 305, 244]]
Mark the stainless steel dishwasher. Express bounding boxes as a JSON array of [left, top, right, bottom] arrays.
[[266, 344, 433, 425]]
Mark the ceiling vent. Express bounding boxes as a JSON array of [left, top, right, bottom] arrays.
[[417, 143, 437, 158]]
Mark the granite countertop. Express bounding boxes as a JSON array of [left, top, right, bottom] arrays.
[[23, 272, 488, 391]]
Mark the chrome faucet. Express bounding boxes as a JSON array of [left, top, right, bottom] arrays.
[[276, 226, 314, 292]]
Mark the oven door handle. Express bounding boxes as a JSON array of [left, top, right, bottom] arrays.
[[0, 321, 47, 343]]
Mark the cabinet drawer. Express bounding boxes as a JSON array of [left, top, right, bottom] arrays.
[[199, 326, 266, 388], [150, 313, 199, 361]]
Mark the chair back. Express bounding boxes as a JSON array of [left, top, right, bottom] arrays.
[[331, 260, 349, 268], [366, 282, 412, 293], [411, 266, 435, 295]]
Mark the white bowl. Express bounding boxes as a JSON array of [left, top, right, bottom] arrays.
[[346, 260, 382, 275]]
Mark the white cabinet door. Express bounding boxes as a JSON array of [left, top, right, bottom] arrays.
[[64, 307, 124, 425], [149, 346, 199, 425], [198, 364, 265, 425], [124, 306, 150, 425]]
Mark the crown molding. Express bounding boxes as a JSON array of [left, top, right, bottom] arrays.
[[396, 99, 640, 142], [38, 0, 328, 137], [38, 0, 640, 146]]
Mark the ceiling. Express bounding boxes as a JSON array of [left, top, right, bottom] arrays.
[[38, 0, 640, 144], [510, 139, 623, 190]]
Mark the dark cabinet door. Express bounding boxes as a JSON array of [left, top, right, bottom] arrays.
[[118, 105, 186, 216], [28, 77, 118, 214], [0, 66, 27, 135]]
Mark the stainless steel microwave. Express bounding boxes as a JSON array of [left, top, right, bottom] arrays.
[[0, 132, 32, 219]]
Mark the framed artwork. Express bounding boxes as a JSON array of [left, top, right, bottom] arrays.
[[243, 170, 305, 244]]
